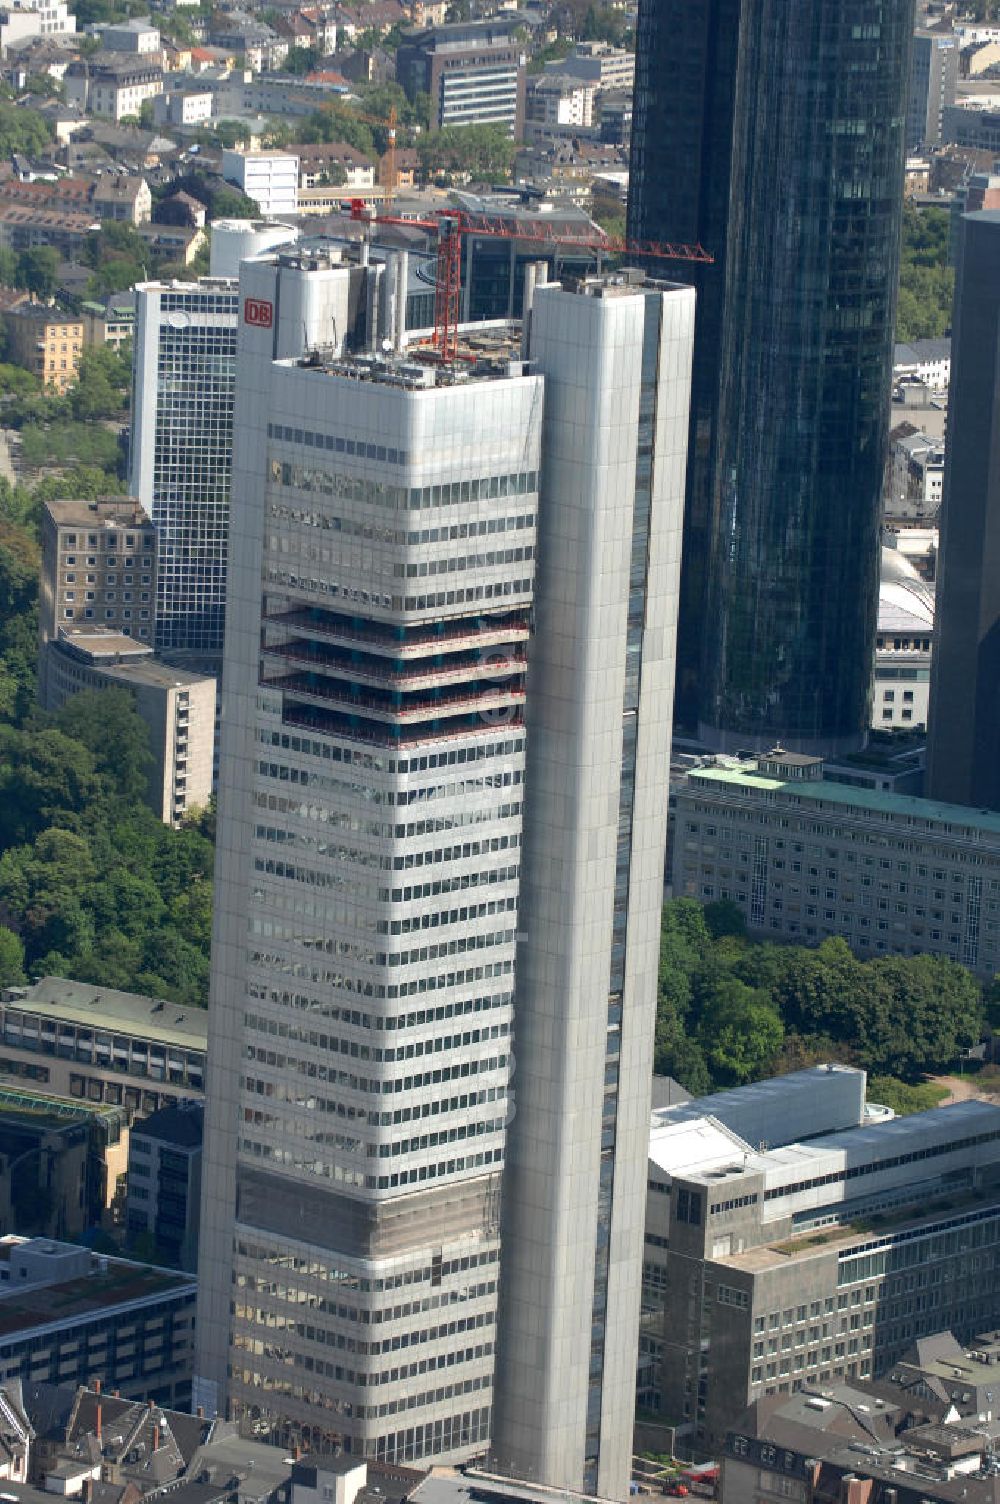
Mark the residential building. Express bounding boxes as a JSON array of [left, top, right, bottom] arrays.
[[908, 32, 960, 149], [0, 974, 207, 1115], [927, 211, 1000, 812], [293, 142, 376, 190], [221, 150, 299, 217], [874, 546, 934, 732], [0, 1236, 196, 1407], [396, 22, 525, 136], [136, 223, 206, 266], [0, 204, 97, 257], [491, 273, 695, 1500], [127, 1103, 203, 1271], [0, 1086, 127, 1240], [0, 0, 74, 55], [92, 175, 152, 225], [41, 632, 216, 825], [894, 337, 952, 391], [208, 17, 287, 71], [25, 1392, 392, 1504], [719, 1377, 1000, 1504], [642, 1076, 1000, 1451], [525, 73, 595, 131], [4, 304, 82, 393], [886, 428, 945, 521], [671, 748, 1000, 979], [552, 40, 634, 93], [38, 496, 156, 695], [194, 249, 544, 1465], [628, 0, 913, 753], [100, 18, 160, 52], [81, 290, 135, 352], [152, 88, 213, 127], [942, 102, 1000, 151], [64, 54, 164, 121], [192, 245, 692, 1495]]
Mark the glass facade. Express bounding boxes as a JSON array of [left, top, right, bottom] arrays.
[[627, 0, 742, 732], [629, 0, 911, 750]]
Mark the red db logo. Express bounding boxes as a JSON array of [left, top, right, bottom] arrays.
[[244, 298, 273, 329]]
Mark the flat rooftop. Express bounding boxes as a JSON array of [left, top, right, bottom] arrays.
[[58, 627, 153, 660], [44, 497, 149, 529], [0, 1260, 193, 1342], [99, 657, 215, 691], [717, 1177, 1000, 1275], [2, 977, 208, 1053], [685, 763, 1000, 838]]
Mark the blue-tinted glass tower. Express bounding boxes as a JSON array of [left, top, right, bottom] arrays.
[[629, 0, 914, 752]]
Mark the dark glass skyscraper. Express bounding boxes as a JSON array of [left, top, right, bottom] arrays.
[[629, 0, 913, 752], [627, 0, 742, 729]]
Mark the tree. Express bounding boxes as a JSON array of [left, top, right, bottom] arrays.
[[0, 926, 25, 986], [416, 123, 516, 182], [896, 205, 954, 341], [16, 245, 59, 299], [55, 688, 153, 806], [0, 726, 101, 849], [298, 107, 376, 157], [697, 977, 784, 1086], [281, 43, 320, 75], [68, 345, 131, 422]]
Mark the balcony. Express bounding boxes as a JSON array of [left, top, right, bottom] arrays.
[[263, 669, 524, 725], [264, 604, 530, 660], [261, 636, 526, 690]]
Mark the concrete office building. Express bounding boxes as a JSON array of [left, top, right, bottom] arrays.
[[38, 497, 156, 672], [0, 1237, 196, 1406], [42, 633, 216, 825], [396, 22, 525, 137], [0, 975, 207, 1115], [194, 252, 693, 1498], [491, 276, 695, 1498], [127, 1102, 203, 1271], [194, 249, 543, 1463], [908, 32, 959, 150], [873, 547, 935, 733], [672, 749, 1000, 980], [642, 1075, 1000, 1453], [628, 0, 912, 751], [927, 211, 1000, 811]]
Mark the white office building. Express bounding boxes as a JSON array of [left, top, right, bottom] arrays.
[[195, 251, 542, 1463], [194, 258, 694, 1501], [222, 150, 299, 218], [492, 274, 694, 1499], [130, 225, 298, 654]]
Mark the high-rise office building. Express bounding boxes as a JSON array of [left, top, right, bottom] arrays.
[[194, 251, 694, 1494], [130, 277, 241, 655], [627, 0, 741, 728], [195, 244, 542, 1462], [926, 211, 1000, 810], [129, 224, 296, 655], [628, 0, 912, 752], [908, 31, 958, 151], [491, 275, 694, 1499]]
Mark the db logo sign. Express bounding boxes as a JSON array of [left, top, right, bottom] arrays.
[[244, 298, 273, 329]]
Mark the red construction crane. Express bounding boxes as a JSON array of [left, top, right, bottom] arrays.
[[347, 200, 713, 361]]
